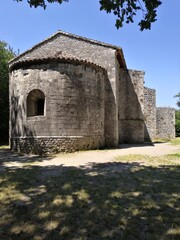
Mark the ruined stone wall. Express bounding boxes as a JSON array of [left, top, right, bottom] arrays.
[[10, 60, 106, 154], [144, 87, 156, 141], [118, 69, 145, 143], [156, 107, 175, 139], [10, 33, 120, 146]]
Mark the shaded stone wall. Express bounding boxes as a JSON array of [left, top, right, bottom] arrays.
[[10, 60, 106, 154], [118, 69, 144, 143], [144, 87, 156, 141], [129, 70, 144, 112], [156, 107, 175, 139]]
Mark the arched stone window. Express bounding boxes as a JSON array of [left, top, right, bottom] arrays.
[[27, 89, 45, 117]]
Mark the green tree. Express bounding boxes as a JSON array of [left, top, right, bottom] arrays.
[[14, 0, 162, 31], [174, 93, 180, 137], [175, 110, 180, 137], [174, 92, 180, 108], [0, 41, 15, 144]]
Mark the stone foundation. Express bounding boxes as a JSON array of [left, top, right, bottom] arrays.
[[11, 136, 104, 155]]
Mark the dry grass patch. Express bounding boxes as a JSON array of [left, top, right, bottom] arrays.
[[115, 153, 180, 166], [170, 137, 180, 146]]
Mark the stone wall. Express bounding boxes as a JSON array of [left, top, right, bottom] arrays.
[[10, 60, 106, 154], [144, 87, 156, 141], [11, 136, 102, 155], [129, 70, 145, 112], [156, 107, 175, 140], [118, 69, 145, 143]]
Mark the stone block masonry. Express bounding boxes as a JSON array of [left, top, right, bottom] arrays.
[[156, 107, 175, 140], [11, 136, 103, 155], [144, 88, 175, 141], [10, 60, 106, 154], [118, 69, 145, 143], [144, 87, 156, 141], [10, 31, 124, 147]]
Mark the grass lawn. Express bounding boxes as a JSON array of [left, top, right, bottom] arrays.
[[0, 143, 180, 239], [170, 137, 180, 146]]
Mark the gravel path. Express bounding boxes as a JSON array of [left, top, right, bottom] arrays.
[[1, 142, 179, 169]]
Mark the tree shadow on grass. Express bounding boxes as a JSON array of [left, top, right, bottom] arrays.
[[0, 161, 179, 240], [0, 148, 50, 170]]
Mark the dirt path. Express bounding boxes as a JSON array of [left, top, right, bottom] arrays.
[[1, 142, 179, 170], [37, 142, 180, 168]]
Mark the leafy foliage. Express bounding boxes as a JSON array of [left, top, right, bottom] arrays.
[[175, 110, 180, 137], [14, 0, 162, 30], [14, 0, 69, 8], [100, 0, 162, 30], [0, 41, 15, 144], [174, 92, 180, 108], [174, 93, 180, 137]]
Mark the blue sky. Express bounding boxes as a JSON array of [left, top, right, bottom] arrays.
[[1, 0, 179, 108]]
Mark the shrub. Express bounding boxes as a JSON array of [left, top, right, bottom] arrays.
[[175, 110, 180, 137]]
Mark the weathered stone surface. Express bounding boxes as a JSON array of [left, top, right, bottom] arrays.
[[144, 87, 156, 141], [118, 69, 145, 143], [9, 31, 125, 147], [11, 136, 102, 155], [10, 60, 106, 154], [156, 107, 175, 140]]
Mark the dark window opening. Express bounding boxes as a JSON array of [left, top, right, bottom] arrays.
[[37, 99, 44, 115], [27, 89, 45, 117]]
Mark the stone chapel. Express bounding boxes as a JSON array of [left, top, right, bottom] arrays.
[[9, 31, 175, 155]]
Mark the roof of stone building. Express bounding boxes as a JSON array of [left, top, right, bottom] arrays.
[[9, 53, 107, 73], [9, 30, 127, 69]]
